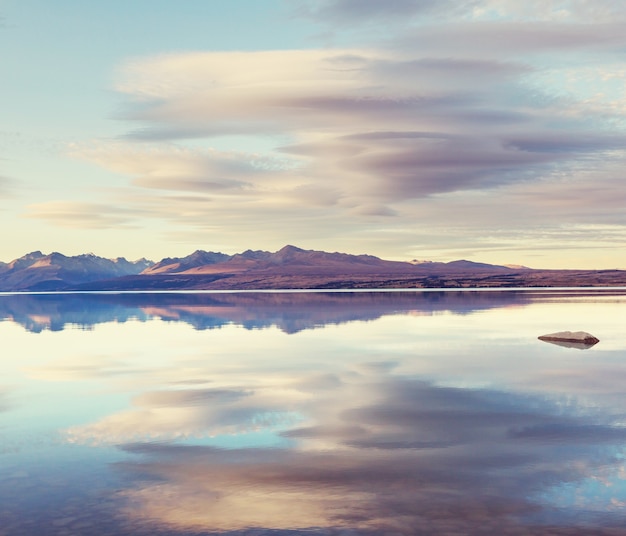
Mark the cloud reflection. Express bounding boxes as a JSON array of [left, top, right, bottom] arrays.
[[69, 369, 626, 534], [66, 385, 297, 445]]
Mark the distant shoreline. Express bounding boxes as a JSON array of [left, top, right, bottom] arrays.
[[2, 286, 626, 296]]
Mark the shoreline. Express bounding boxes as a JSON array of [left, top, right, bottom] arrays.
[[2, 286, 626, 296]]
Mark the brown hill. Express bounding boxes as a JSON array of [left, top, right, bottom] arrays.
[[141, 245, 517, 277], [142, 250, 230, 275]]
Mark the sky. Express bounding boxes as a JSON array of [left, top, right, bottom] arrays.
[[1, 0, 626, 268]]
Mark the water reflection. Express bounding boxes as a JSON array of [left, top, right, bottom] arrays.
[[539, 338, 600, 350], [1, 290, 626, 535], [74, 372, 626, 534], [1, 289, 618, 333]]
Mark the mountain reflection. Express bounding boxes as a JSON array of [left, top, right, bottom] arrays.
[[0, 289, 609, 333], [97, 373, 626, 535]]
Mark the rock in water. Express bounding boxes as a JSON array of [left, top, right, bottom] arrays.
[[538, 331, 599, 349]]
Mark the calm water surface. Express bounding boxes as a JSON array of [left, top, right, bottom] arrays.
[[1, 289, 626, 535]]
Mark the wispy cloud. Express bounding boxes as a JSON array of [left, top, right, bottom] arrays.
[[300, 0, 626, 24], [24, 201, 141, 229], [109, 44, 626, 205], [0, 175, 14, 198], [300, 0, 467, 24]]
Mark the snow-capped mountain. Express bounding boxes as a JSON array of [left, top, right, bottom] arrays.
[[0, 251, 153, 291]]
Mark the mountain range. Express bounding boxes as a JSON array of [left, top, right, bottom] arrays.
[[0, 245, 624, 291], [0, 251, 152, 291]]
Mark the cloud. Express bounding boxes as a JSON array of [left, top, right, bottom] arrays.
[[399, 21, 626, 60], [114, 50, 537, 138], [71, 142, 292, 182], [509, 423, 626, 443], [302, 0, 465, 24], [111, 46, 626, 192], [132, 388, 250, 408], [472, 1, 626, 22], [350, 203, 397, 217], [69, 143, 306, 198], [23, 201, 141, 229], [106, 45, 626, 210], [300, 0, 626, 25]]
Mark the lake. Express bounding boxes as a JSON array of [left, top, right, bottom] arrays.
[[1, 289, 626, 535]]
